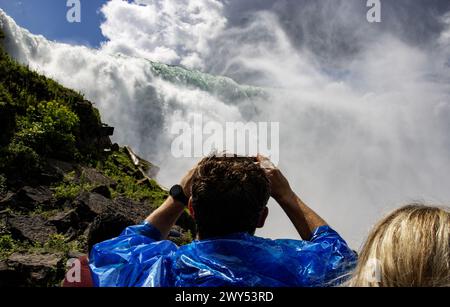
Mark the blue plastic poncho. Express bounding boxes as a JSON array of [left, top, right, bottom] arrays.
[[89, 222, 356, 287]]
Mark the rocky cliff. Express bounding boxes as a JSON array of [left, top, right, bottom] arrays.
[[0, 30, 195, 287]]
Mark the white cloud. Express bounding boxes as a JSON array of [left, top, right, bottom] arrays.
[[99, 0, 227, 70]]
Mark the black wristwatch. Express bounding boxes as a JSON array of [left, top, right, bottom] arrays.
[[169, 185, 189, 206]]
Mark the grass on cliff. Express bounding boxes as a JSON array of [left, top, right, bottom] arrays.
[[0, 233, 84, 261], [51, 148, 168, 206], [0, 31, 167, 207], [52, 171, 93, 200], [0, 41, 104, 179], [99, 148, 168, 205]]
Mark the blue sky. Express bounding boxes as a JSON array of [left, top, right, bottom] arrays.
[[0, 0, 108, 47]]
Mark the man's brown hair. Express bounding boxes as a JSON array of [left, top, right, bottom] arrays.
[[191, 156, 271, 239]]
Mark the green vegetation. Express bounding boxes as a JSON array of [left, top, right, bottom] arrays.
[[0, 234, 16, 260], [15, 100, 80, 159], [51, 171, 93, 201], [0, 233, 84, 261], [0, 232, 84, 287], [171, 230, 193, 246], [0, 174, 6, 195], [29, 207, 60, 219], [52, 182, 90, 201], [0, 47, 84, 110], [43, 233, 84, 254], [0, 142, 41, 176], [1, 100, 81, 176], [99, 148, 168, 205], [50, 152, 168, 206], [0, 39, 105, 178]]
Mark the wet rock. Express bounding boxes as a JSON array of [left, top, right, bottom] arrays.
[[112, 196, 151, 224], [80, 167, 116, 187], [7, 215, 57, 244], [73, 192, 152, 223], [46, 209, 80, 234], [15, 186, 54, 210], [86, 213, 135, 252], [5, 253, 64, 287], [45, 159, 76, 179], [90, 185, 111, 199], [0, 186, 54, 212], [73, 191, 111, 220], [101, 125, 114, 137], [20, 186, 53, 203], [0, 191, 15, 207], [111, 143, 120, 152]]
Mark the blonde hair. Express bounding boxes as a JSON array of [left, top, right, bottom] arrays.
[[348, 204, 450, 287]]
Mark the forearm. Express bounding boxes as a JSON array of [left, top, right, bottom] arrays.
[[277, 192, 328, 240], [145, 196, 185, 239]]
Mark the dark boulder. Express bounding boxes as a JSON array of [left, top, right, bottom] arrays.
[[45, 159, 76, 179], [73, 191, 112, 220], [7, 214, 57, 244], [111, 196, 152, 224], [14, 186, 54, 211], [0, 191, 15, 208], [86, 213, 135, 252], [90, 185, 111, 199], [73, 192, 153, 225], [80, 167, 116, 187], [4, 253, 64, 287], [46, 209, 80, 234]]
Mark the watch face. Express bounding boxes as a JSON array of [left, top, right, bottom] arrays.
[[170, 185, 188, 206], [170, 185, 183, 197]]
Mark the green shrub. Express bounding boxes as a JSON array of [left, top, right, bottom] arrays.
[[51, 171, 93, 200], [0, 84, 16, 146], [1, 142, 41, 175], [14, 100, 80, 159], [0, 45, 108, 174], [52, 181, 92, 201], [0, 234, 16, 260], [172, 231, 193, 246], [42, 234, 83, 254], [0, 232, 84, 261], [0, 174, 6, 195], [0, 83, 13, 106], [43, 234, 67, 252]]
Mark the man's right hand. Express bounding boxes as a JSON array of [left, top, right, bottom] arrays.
[[180, 164, 198, 199], [256, 155, 295, 204], [256, 155, 328, 240]]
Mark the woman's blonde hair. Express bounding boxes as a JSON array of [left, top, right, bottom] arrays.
[[348, 204, 450, 287]]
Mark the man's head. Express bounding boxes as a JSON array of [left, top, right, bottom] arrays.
[[189, 156, 271, 239]]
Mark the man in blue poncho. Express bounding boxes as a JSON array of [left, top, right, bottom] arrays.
[[89, 155, 356, 287]]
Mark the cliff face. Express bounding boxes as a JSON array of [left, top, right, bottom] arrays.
[[0, 30, 195, 287]]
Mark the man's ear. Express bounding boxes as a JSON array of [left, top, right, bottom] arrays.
[[188, 198, 195, 219], [256, 207, 269, 228]]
